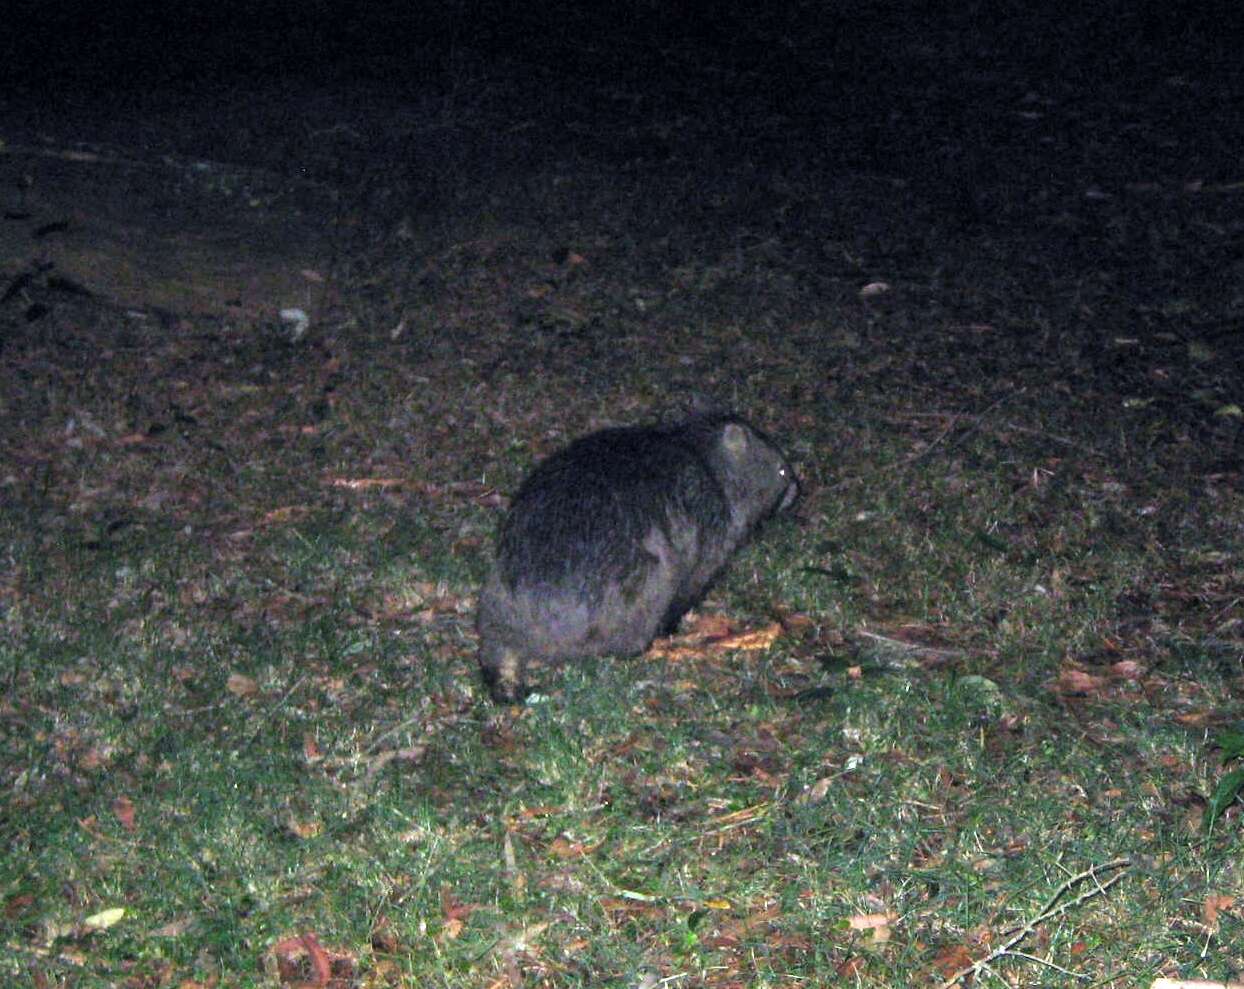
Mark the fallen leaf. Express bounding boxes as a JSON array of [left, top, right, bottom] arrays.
[[849, 910, 898, 943], [440, 917, 464, 941], [1056, 668, 1106, 695], [84, 907, 125, 930], [1203, 893, 1235, 929], [932, 943, 975, 978], [547, 835, 598, 860], [150, 916, 197, 938], [112, 796, 136, 832], [711, 622, 784, 653], [226, 673, 259, 698], [1111, 660, 1145, 679], [836, 956, 867, 978], [287, 816, 323, 839], [684, 613, 735, 638], [271, 931, 348, 988], [849, 911, 898, 930]]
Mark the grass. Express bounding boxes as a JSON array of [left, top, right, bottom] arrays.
[[3, 9, 1244, 987]]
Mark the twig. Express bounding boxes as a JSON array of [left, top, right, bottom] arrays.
[[997, 421, 1108, 459], [244, 674, 307, 747], [907, 389, 1025, 464], [856, 628, 967, 662], [938, 857, 1131, 989]]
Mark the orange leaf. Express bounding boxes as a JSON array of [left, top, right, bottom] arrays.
[[1203, 893, 1236, 929], [272, 931, 333, 987], [112, 796, 136, 832], [1056, 668, 1106, 695], [440, 917, 464, 941], [547, 835, 598, 860], [712, 622, 784, 653], [226, 673, 259, 698], [848, 911, 897, 930], [933, 944, 975, 978]]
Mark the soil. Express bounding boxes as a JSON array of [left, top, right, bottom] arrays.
[[1, 135, 335, 325]]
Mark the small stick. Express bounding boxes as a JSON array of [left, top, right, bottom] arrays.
[[907, 389, 1024, 464], [997, 421, 1108, 459], [938, 857, 1131, 989]]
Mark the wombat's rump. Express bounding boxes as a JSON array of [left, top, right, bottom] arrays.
[[477, 414, 797, 703]]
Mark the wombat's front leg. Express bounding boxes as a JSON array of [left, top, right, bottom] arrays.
[[480, 643, 527, 704]]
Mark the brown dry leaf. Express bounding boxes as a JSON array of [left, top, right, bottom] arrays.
[[150, 916, 197, 938], [684, 612, 736, 638], [440, 917, 465, 942], [718, 903, 781, 940], [440, 886, 479, 923], [779, 611, 816, 635], [1111, 659, 1145, 679], [1202, 893, 1236, 929], [547, 835, 599, 860], [226, 672, 259, 698], [286, 816, 322, 840], [516, 805, 561, 820], [710, 622, 784, 653], [272, 931, 348, 987], [849, 911, 898, 931], [111, 795, 136, 832], [302, 733, 322, 762], [3, 892, 35, 919], [1056, 667, 1106, 696], [646, 642, 702, 662], [849, 910, 898, 944], [370, 914, 400, 954], [598, 897, 664, 918], [932, 943, 975, 978]]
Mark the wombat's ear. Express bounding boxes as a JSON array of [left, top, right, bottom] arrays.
[[719, 421, 750, 457]]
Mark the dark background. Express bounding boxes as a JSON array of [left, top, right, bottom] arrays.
[[6, 1, 1240, 91]]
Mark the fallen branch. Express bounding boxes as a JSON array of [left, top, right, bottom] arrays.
[[906, 389, 1024, 464], [938, 857, 1131, 989]]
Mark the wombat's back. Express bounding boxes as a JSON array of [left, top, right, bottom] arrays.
[[478, 415, 796, 702], [495, 425, 730, 597]]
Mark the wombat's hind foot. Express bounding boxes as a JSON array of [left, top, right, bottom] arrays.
[[481, 646, 528, 705]]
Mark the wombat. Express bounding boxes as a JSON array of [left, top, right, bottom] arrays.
[[476, 413, 798, 703]]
